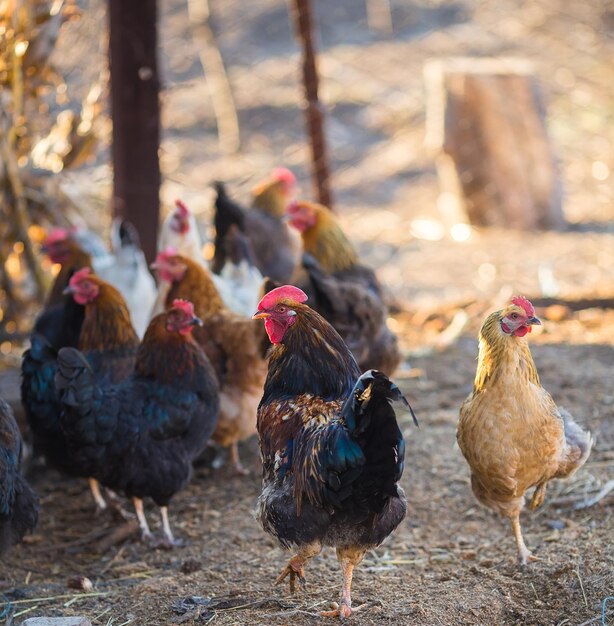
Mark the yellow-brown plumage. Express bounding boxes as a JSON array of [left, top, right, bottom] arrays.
[[251, 177, 289, 218], [163, 254, 267, 470], [77, 275, 139, 355], [296, 201, 358, 275], [458, 301, 592, 565]]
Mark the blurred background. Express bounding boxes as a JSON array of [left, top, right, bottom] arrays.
[[1, 0, 613, 355]]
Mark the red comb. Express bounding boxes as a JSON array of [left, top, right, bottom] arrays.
[[285, 200, 300, 215], [174, 199, 189, 217], [272, 167, 296, 187], [172, 299, 195, 317], [45, 227, 71, 246], [69, 267, 92, 288], [258, 285, 308, 310], [511, 295, 535, 317], [156, 247, 178, 263]]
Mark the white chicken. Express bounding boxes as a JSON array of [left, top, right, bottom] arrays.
[[152, 199, 263, 318]]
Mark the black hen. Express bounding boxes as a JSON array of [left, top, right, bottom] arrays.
[[212, 173, 300, 283], [297, 253, 401, 375], [254, 285, 415, 617], [55, 300, 220, 547], [0, 398, 39, 556]]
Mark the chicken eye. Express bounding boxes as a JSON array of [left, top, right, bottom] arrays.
[[511, 313, 519, 319], [276, 305, 286, 313]]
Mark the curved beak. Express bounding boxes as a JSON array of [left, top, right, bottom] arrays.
[[191, 316, 203, 327], [252, 311, 271, 320], [62, 285, 74, 295], [149, 261, 159, 270], [527, 316, 541, 326]]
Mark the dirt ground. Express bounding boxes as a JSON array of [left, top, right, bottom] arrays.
[[1, 0, 614, 624]]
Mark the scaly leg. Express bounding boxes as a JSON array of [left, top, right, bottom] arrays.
[[511, 513, 538, 566], [529, 481, 547, 510], [88, 478, 107, 512], [133, 497, 154, 543], [321, 546, 367, 618], [229, 442, 249, 476], [275, 541, 322, 593], [159, 506, 183, 548]]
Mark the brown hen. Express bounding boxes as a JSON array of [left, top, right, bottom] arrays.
[[152, 249, 267, 473], [458, 296, 593, 565]]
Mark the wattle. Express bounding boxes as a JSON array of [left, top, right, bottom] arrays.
[[264, 318, 286, 344], [513, 325, 531, 337]]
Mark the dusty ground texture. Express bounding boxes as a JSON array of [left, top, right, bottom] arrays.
[[1, 0, 614, 624]]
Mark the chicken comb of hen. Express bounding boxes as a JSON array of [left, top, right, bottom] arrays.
[[174, 199, 189, 217], [257, 285, 308, 311], [171, 298, 195, 318], [44, 227, 71, 246], [156, 246, 179, 263], [511, 295, 535, 317], [271, 167, 296, 188], [68, 267, 92, 288]]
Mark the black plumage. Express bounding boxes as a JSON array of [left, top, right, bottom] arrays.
[[254, 290, 414, 615], [54, 305, 220, 544], [0, 398, 39, 556]]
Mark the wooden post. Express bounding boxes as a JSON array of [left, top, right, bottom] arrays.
[[108, 0, 161, 262], [292, 0, 333, 209], [424, 57, 564, 230]]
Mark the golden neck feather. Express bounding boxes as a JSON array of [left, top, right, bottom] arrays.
[[252, 181, 286, 218], [78, 286, 138, 352], [473, 311, 540, 392], [302, 215, 358, 274]]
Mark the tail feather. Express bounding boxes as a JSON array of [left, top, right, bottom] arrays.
[[344, 370, 414, 505], [212, 181, 246, 274], [556, 408, 593, 478], [55, 347, 96, 410]]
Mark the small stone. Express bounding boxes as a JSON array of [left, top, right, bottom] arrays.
[[66, 576, 94, 591], [546, 519, 566, 530], [21, 618, 92, 626]]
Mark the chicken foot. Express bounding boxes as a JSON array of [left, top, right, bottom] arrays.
[[133, 497, 154, 543], [158, 506, 183, 548], [529, 481, 547, 510], [321, 546, 366, 619], [230, 441, 249, 476], [88, 478, 107, 512], [275, 541, 322, 593], [511, 513, 539, 566]]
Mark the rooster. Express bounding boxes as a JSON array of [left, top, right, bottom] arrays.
[[55, 300, 220, 547], [152, 249, 267, 474], [252, 285, 415, 618], [22, 268, 139, 510], [0, 398, 39, 556], [212, 168, 301, 282], [457, 296, 593, 565], [286, 200, 382, 298]]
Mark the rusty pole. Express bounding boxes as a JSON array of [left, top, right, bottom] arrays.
[[292, 0, 333, 209], [109, 0, 161, 263]]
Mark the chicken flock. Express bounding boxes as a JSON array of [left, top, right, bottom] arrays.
[[1, 168, 594, 618]]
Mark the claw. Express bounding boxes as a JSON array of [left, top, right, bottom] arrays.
[[320, 602, 367, 619], [275, 561, 306, 593]]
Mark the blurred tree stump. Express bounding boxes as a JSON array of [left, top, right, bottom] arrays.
[[424, 58, 565, 230]]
